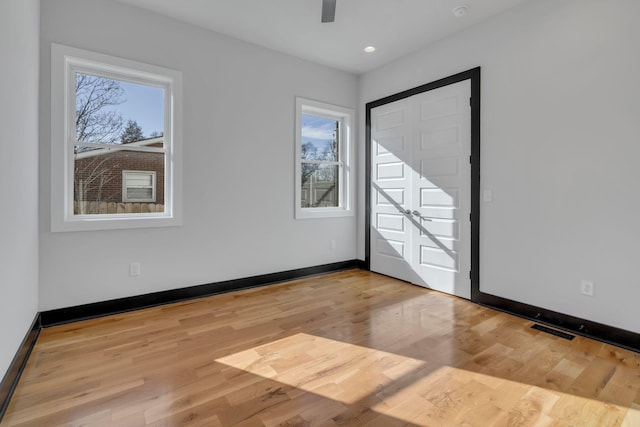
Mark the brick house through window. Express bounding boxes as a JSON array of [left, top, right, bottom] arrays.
[[74, 137, 165, 214]]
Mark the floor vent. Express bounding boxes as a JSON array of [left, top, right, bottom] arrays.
[[531, 324, 575, 341]]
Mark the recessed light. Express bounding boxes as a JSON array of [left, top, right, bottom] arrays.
[[452, 5, 469, 17], [364, 46, 376, 53]]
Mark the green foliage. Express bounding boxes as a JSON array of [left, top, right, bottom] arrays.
[[120, 120, 144, 144]]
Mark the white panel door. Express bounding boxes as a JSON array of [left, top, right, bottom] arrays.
[[412, 80, 471, 298], [370, 97, 416, 284], [370, 80, 471, 298]]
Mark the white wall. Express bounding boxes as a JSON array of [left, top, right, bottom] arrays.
[[39, 0, 358, 310], [0, 0, 40, 377], [359, 0, 640, 333]]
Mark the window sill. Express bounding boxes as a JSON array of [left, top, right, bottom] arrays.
[[51, 214, 182, 232], [295, 207, 353, 220]]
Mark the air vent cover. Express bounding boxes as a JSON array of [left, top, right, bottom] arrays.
[[531, 324, 575, 341]]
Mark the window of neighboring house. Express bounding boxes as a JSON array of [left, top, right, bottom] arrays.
[[50, 43, 182, 231], [123, 171, 156, 203], [295, 98, 354, 219]]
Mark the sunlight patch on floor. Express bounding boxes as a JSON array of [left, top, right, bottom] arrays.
[[215, 332, 426, 405], [216, 333, 638, 426]]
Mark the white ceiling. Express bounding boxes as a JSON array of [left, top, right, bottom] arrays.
[[114, 0, 530, 74]]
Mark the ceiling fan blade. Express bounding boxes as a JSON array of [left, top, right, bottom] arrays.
[[321, 0, 336, 23]]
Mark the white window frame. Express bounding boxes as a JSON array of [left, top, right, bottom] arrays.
[[295, 97, 354, 219], [122, 170, 156, 203], [50, 43, 183, 232]]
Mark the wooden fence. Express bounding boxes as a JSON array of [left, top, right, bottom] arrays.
[[74, 201, 164, 215]]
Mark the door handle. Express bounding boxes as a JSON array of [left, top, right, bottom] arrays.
[[412, 210, 432, 221], [399, 209, 411, 215]]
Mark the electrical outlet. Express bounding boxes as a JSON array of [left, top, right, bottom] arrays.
[[580, 280, 594, 296], [129, 262, 141, 277]]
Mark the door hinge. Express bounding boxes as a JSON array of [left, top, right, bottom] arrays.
[[469, 212, 472, 222], [469, 155, 472, 164], [469, 270, 472, 279], [469, 97, 472, 107]]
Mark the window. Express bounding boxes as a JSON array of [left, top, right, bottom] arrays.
[[295, 98, 353, 219], [51, 44, 182, 231], [123, 171, 156, 203]]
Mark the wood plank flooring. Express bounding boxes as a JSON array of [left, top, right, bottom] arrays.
[[2, 269, 640, 426]]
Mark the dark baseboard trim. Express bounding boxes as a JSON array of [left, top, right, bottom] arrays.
[[477, 291, 640, 354], [0, 314, 41, 422], [41, 260, 363, 327], [353, 259, 367, 270]]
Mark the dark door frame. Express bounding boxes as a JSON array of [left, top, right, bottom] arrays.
[[364, 67, 481, 301]]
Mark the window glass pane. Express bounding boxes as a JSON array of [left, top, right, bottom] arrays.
[[126, 172, 153, 187], [301, 114, 339, 161], [300, 164, 339, 208], [74, 147, 164, 214], [75, 72, 165, 146], [127, 187, 153, 200]]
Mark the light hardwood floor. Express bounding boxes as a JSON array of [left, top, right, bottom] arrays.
[[2, 270, 640, 426]]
